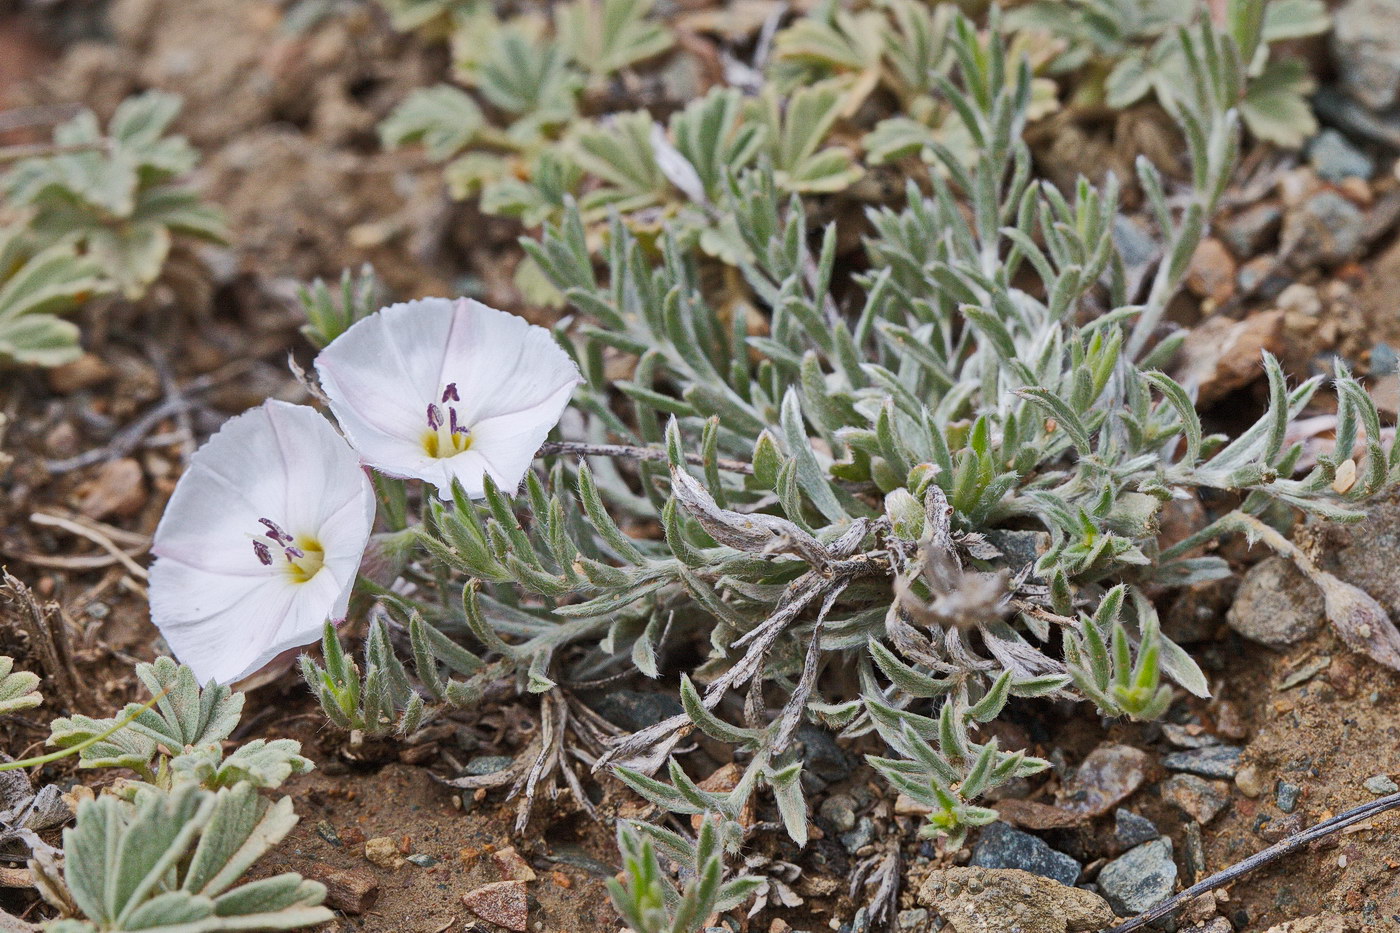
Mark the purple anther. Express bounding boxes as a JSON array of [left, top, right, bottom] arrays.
[[426, 403, 443, 430], [252, 540, 273, 566], [450, 407, 464, 435], [442, 383, 459, 403], [284, 546, 305, 560], [258, 518, 291, 543]]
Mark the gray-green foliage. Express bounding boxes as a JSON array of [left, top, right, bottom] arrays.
[[3, 91, 227, 301], [36, 784, 331, 933], [608, 816, 761, 933], [1007, 0, 1329, 146], [0, 226, 109, 367], [323, 1, 1370, 926], [0, 654, 42, 715], [48, 657, 311, 792]]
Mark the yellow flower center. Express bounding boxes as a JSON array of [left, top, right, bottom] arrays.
[[284, 536, 325, 583], [423, 426, 473, 458]]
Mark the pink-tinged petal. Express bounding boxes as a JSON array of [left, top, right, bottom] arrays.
[[469, 378, 580, 495], [443, 299, 582, 425], [315, 298, 459, 448], [317, 297, 581, 498], [149, 400, 375, 684]]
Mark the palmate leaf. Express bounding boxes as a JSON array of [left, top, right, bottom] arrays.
[[41, 783, 331, 933], [0, 656, 41, 715], [750, 84, 863, 194], [1239, 56, 1317, 148], [555, 0, 672, 78], [0, 228, 107, 367], [380, 85, 484, 161], [48, 658, 243, 776]]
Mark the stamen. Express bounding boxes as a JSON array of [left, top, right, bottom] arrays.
[[450, 407, 463, 435], [442, 383, 459, 403], [427, 403, 443, 430], [258, 518, 291, 543], [284, 546, 305, 559], [252, 540, 273, 566]]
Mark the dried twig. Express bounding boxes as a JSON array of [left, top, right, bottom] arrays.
[[1107, 790, 1400, 932], [0, 573, 94, 712], [538, 440, 753, 474], [28, 513, 149, 580]]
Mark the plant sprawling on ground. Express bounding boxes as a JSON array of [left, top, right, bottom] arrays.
[[290, 3, 1400, 927]]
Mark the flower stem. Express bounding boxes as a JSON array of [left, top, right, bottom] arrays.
[[0, 687, 169, 772], [538, 440, 753, 475]]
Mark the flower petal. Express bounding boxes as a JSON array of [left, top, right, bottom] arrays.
[[149, 400, 375, 684]]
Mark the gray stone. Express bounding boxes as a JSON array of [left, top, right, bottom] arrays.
[[896, 908, 930, 931], [840, 816, 876, 853], [1222, 203, 1282, 258], [968, 822, 1082, 887], [591, 690, 684, 732], [1161, 774, 1230, 824], [1227, 557, 1325, 647], [1058, 743, 1150, 816], [1276, 782, 1302, 813], [795, 724, 857, 792], [464, 755, 514, 776], [1114, 809, 1161, 849], [1163, 745, 1243, 779], [1097, 838, 1179, 917], [820, 794, 857, 832], [1309, 130, 1375, 182], [1333, 0, 1400, 111], [1364, 774, 1399, 795], [1281, 190, 1366, 269]]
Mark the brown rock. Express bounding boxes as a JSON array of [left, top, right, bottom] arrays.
[[1185, 238, 1237, 307], [994, 799, 1085, 831], [462, 880, 528, 932], [492, 846, 536, 882], [918, 867, 1115, 933], [1161, 774, 1230, 824], [1262, 914, 1352, 933], [1227, 556, 1326, 647], [1057, 744, 1150, 816], [298, 863, 380, 914], [1173, 310, 1285, 405], [76, 458, 146, 519], [364, 836, 404, 870], [46, 353, 114, 394]]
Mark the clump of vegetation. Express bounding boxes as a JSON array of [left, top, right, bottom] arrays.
[[14, 657, 330, 933], [0, 91, 227, 366], [263, 2, 1396, 925]]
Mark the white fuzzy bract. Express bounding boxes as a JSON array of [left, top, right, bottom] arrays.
[[148, 401, 376, 685], [315, 297, 581, 499]]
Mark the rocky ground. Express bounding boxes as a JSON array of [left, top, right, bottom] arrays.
[[5, 0, 1400, 931]]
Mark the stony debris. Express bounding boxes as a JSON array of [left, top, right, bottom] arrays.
[[1162, 745, 1242, 779], [46, 353, 114, 394], [492, 846, 536, 882], [917, 867, 1115, 933], [1228, 557, 1326, 647], [819, 794, 857, 832], [1185, 237, 1237, 308], [461, 880, 528, 932], [76, 458, 147, 520], [1263, 914, 1353, 933], [1113, 809, 1160, 850], [1057, 743, 1150, 817], [1097, 838, 1178, 917], [1282, 190, 1366, 269], [1308, 129, 1375, 183], [1174, 311, 1285, 405], [1276, 781, 1302, 813], [968, 822, 1082, 887], [1363, 774, 1399, 795], [1332, 0, 1400, 112], [1161, 774, 1230, 824], [363, 836, 404, 870], [1222, 203, 1282, 258], [1235, 764, 1267, 798]]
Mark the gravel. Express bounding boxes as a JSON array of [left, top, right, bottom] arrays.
[[1098, 838, 1178, 917], [968, 822, 1082, 887], [1163, 745, 1243, 779]]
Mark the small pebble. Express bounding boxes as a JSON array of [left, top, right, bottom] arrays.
[[1163, 745, 1243, 779], [1114, 809, 1160, 849], [1235, 764, 1266, 798], [968, 822, 1081, 887], [1162, 774, 1230, 825], [1276, 781, 1302, 813], [1098, 838, 1178, 916], [820, 795, 858, 832], [1364, 774, 1399, 795]]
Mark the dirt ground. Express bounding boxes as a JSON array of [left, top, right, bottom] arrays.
[[6, 0, 1400, 931]]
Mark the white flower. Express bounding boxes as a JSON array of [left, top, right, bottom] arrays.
[[149, 401, 375, 685], [315, 297, 581, 499]]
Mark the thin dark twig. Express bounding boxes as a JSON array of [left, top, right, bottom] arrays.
[[1106, 791, 1400, 932], [538, 440, 754, 475]]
